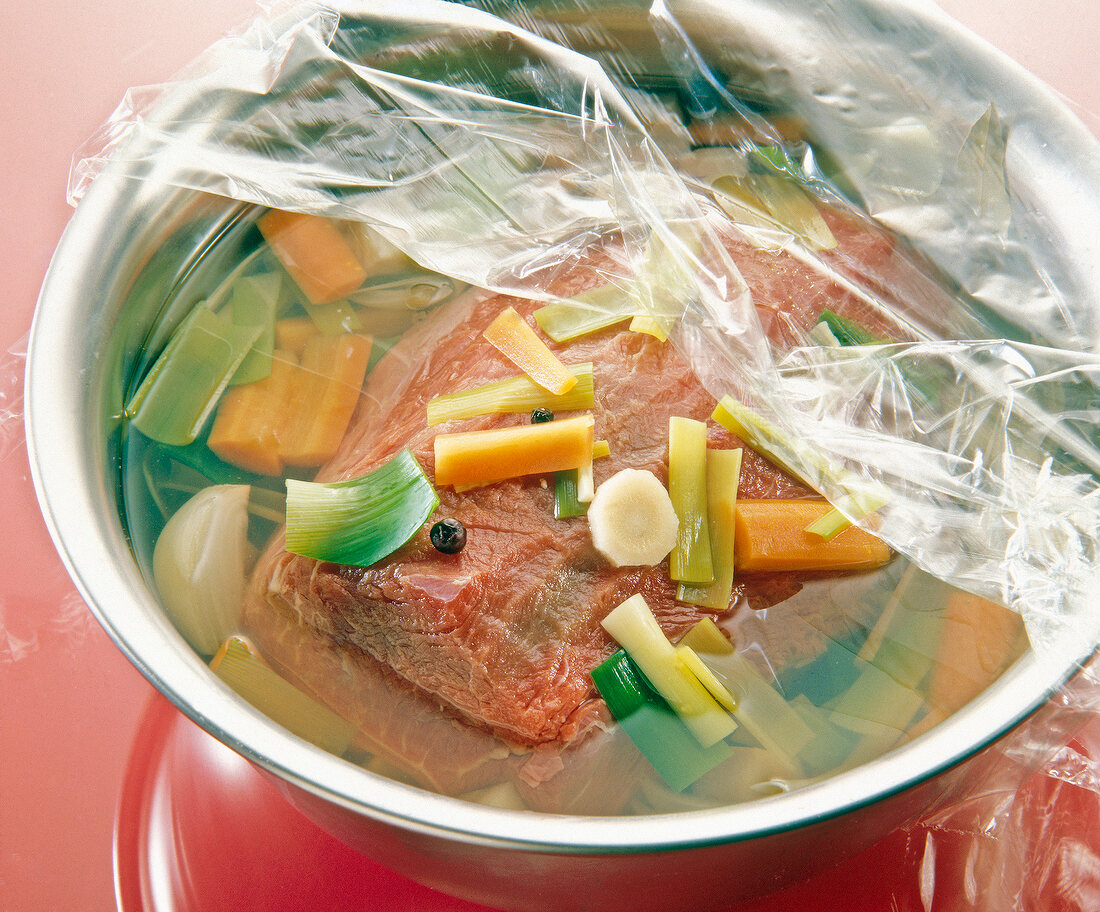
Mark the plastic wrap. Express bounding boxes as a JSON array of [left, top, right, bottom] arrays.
[[31, 0, 1100, 907]]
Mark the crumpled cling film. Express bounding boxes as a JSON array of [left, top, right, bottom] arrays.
[[53, 0, 1100, 906]]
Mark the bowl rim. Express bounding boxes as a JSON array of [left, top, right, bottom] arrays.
[[25, 0, 1100, 854]]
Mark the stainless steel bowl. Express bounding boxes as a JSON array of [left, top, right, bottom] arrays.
[[26, 2, 1100, 909]]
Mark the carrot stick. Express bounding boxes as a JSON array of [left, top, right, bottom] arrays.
[[733, 499, 891, 572], [208, 352, 299, 475], [280, 333, 372, 467], [208, 334, 370, 474], [434, 414, 594, 487], [274, 317, 321, 359], [483, 306, 578, 395], [257, 210, 368, 305]]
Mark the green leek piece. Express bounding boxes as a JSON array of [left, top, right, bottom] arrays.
[[211, 637, 357, 756], [668, 417, 714, 585], [601, 595, 736, 747], [285, 449, 438, 567], [591, 649, 733, 792], [127, 303, 262, 447], [678, 447, 743, 609], [680, 619, 814, 774], [554, 469, 588, 518], [228, 273, 281, 386], [533, 284, 635, 343], [826, 655, 927, 734], [427, 363, 595, 426], [817, 309, 885, 347]]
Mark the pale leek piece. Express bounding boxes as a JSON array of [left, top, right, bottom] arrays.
[[678, 448, 743, 609], [152, 484, 251, 656], [601, 595, 736, 747], [712, 394, 889, 532], [675, 645, 737, 713], [747, 146, 837, 251], [285, 449, 438, 567], [668, 417, 714, 585], [426, 363, 594, 426], [127, 303, 262, 446], [211, 637, 357, 756], [303, 299, 364, 335], [228, 273, 281, 386], [534, 283, 637, 343], [680, 619, 814, 773]]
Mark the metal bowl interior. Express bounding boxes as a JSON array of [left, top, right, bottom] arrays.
[[24, 0, 1100, 903]]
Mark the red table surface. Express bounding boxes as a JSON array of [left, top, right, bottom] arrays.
[[1, 3, 1097, 911]]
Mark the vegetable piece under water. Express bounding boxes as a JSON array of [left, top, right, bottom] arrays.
[[285, 449, 438, 567], [601, 594, 737, 747], [152, 483, 252, 656]]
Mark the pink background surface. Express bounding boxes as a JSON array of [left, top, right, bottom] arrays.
[[1, 2, 1096, 911]]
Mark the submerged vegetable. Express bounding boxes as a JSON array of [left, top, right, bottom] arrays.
[[257, 209, 368, 305], [228, 272, 281, 386], [210, 636, 358, 755], [587, 468, 679, 567], [425, 363, 594, 426], [152, 484, 251, 656], [208, 333, 371, 475], [285, 449, 438, 567], [591, 649, 733, 791], [433, 414, 594, 487], [127, 304, 262, 447], [601, 594, 737, 748], [483, 305, 577, 395]]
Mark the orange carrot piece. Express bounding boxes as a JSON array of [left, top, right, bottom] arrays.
[[733, 499, 892, 572], [483, 306, 578, 395], [274, 317, 321, 359], [280, 334, 372, 467], [257, 210, 368, 305], [925, 592, 1026, 716], [434, 414, 594, 487], [208, 352, 299, 475]]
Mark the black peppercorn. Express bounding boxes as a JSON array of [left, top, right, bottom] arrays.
[[430, 518, 467, 554], [530, 406, 554, 424]]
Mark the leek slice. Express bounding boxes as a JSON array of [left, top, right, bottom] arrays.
[[680, 619, 814, 773], [601, 595, 736, 747], [303, 299, 363, 335], [533, 284, 635, 343], [678, 448, 743, 609], [668, 417, 714, 585], [427, 363, 594, 426], [228, 273, 281, 386], [211, 637, 357, 756], [285, 449, 438, 567], [591, 649, 733, 792], [127, 303, 262, 447]]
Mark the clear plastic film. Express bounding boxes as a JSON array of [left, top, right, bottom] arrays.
[[49, 0, 1100, 906]]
